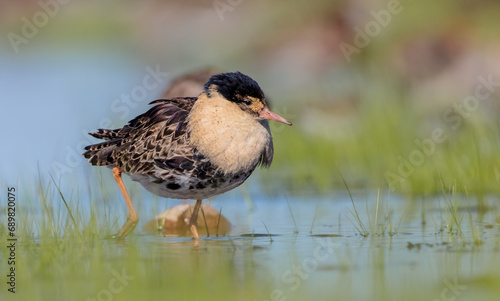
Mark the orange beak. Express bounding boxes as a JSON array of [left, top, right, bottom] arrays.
[[259, 107, 292, 126]]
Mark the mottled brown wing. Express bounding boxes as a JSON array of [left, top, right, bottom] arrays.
[[83, 97, 224, 189], [84, 97, 195, 170], [111, 98, 194, 174]]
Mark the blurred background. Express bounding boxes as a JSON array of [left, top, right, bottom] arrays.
[[2, 0, 500, 196]]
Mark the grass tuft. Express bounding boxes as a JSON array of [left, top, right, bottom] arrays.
[[310, 205, 319, 234], [286, 196, 299, 234], [262, 221, 273, 243], [200, 205, 209, 237], [341, 173, 368, 237]]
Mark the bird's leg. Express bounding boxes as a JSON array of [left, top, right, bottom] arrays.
[[189, 199, 203, 240], [112, 166, 139, 238]]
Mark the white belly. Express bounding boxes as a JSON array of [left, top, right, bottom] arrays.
[[128, 169, 252, 200]]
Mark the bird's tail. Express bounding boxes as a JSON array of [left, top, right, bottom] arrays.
[[88, 128, 122, 140], [83, 129, 122, 166]]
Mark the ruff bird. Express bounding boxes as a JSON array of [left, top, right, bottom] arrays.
[[83, 72, 292, 239]]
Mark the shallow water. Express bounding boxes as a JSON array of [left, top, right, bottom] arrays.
[[3, 184, 499, 301]]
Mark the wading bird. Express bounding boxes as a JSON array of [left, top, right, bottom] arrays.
[[83, 72, 292, 239]]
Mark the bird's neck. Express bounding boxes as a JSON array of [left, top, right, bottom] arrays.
[[187, 92, 273, 174]]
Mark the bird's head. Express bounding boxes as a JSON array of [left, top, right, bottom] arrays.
[[203, 72, 292, 126]]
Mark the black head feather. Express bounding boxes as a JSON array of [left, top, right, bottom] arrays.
[[204, 72, 265, 103]]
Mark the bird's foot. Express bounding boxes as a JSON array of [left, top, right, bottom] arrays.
[[113, 215, 139, 238], [189, 224, 200, 240], [188, 199, 203, 240]]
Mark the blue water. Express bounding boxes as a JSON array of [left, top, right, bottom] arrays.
[[0, 49, 169, 185]]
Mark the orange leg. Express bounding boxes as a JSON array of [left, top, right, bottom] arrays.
[[112, 166, 139, 238], [189, 199, 203, 240]]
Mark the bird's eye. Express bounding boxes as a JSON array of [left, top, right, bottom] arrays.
[[243, 100, 252, 105]]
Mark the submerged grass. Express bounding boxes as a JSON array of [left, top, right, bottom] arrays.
[[344, 186, 405, 237], [309, 205, 319, 234], [444, 192, 464, 235], [341, 174, 368, 237], [286, 196, 299, 234], [468, 211, 484, 247], [261, 221, 273, 243]]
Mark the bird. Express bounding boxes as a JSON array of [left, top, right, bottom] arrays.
[[82, 71, 292, 239], [142, 203, 231, 237], [161, 67, 221, 99]]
